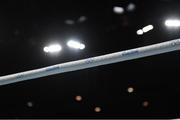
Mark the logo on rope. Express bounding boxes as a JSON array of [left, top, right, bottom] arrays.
[[171, 40, 180, 46], [16, 74, 25, 79], [85, 58, 94, 64], [121, 49, 139, 56]]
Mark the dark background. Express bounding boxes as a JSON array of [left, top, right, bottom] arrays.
[[0, 0, 180, 118]]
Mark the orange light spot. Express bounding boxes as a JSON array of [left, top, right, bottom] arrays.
[[142, 101, 149, 107], [94, 107, 101, 112], [127, 87, 134, 93], [75, 95, 82, 102]]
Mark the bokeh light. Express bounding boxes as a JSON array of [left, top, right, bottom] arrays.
[[127, 87, 134, 93], [94, 107, 101, 113], [43, 44, 62, 53], [113, 6, 124, 14], [75, 95, 82, 102], [142, 101, 149, 107]]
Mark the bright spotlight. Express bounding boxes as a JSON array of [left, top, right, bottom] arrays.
[[136, 29, 143, 35], [79, 44, 85, 50], [113, 6, 124, 14], [67, 40, 85, 50], [43, 44, 62, 53], [165, 19, 180, 27], [142, 25, 154, 33], [136, 25, 153, 35]]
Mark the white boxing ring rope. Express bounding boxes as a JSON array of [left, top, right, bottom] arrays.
[[1, 38, 180, 86]]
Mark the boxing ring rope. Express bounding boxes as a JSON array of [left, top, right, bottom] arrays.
[[1, 38, 180, 86]]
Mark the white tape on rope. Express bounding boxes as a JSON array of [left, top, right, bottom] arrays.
[[1, 38, 180, 86]]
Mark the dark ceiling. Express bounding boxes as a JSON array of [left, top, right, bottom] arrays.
[[0, 0, 180, 119]]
